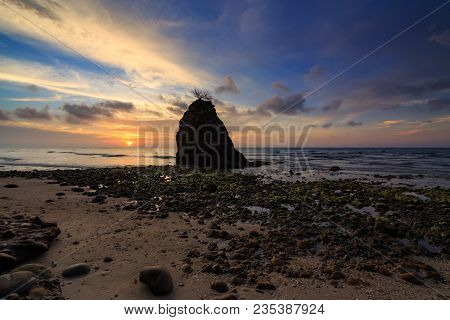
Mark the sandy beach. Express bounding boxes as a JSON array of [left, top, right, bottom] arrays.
[[0, 168, 448, 300]]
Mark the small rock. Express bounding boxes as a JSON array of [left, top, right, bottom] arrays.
[[92, 195, 107, 203], [103, 256, 113, 263], [217, 293, 238, 300], [210, 281, 229, 293], [5, 293, 20, 299], [71, 187, 84, 192], [181, 264, 193, 274], [62, 263, 91, 277], [256, 282, 276, 290], [399, 273, 423, 285], [56, 192, 65, 196], [329, 166, 341, 172], [202, 182, 218, 193], [4, 184, 18, 188], [330, 271, 345, 280], [28, 286, 49, 299], [139, 266, 173, 296], [0, 271, 36, 296]]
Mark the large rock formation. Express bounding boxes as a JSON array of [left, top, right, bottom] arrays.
[[176, 99, 248, 169]]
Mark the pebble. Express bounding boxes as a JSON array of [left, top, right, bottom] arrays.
[[62, 263, 91, 277], [210, 281, 229, 293], [103, 256, 113, 263], [139, 266, 173, 296], [181, 264, 193, 274], [399, 273, 423, 285], [3, 184, 19, 188]]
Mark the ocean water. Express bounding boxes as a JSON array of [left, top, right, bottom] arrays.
[[1, 147, 449, 187]]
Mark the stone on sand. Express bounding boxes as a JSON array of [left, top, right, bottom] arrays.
[[62, 263, 91, 277], [139, 266, 173, 296]]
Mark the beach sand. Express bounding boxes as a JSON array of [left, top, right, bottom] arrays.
[[1, 175, 448, 299]]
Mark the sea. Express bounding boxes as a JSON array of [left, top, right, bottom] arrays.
[[1, 147, 449, 188]]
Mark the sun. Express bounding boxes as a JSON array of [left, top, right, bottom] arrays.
[[125, 140, 134, 147]]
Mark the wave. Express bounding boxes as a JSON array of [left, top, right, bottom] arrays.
[[0, 156, 22, 161], [47, 151, 127, 158]]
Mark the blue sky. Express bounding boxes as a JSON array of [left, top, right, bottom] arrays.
[[0, 0, 449, 147]]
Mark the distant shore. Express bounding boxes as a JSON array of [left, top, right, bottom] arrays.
[[0, 166, 449, 299]]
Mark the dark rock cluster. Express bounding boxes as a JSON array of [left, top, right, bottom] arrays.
[[0, 214, 60, 273]]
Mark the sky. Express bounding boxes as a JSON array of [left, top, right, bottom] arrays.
[[0, 0, 449, 148]]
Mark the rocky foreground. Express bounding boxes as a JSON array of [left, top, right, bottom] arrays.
[[0, 167, 449, 299]]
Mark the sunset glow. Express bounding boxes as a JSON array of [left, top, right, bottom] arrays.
[[0, 0, 449, 147]]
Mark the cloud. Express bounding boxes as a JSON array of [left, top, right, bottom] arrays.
[[322, 99, 342, 112], [425, 99, 450, 112], [369, 79, 450, 98], [62, 104, 112, 123], [272, 82, 290, 93], [6, 0, 61, 21], [346, 120, 363, 127], [430, 29, 450, 47], [0, 1, 213, 92], [321, 122, 333, 129], [255, 92, 312, 116], [214, 75, 239, 94], [61, 100, 133, 123], [304, 65, 324, 81], [0, 110, 11, 121], [14, 106, 52, 120], [382, 120, 403, 126], [26, 84, 40, 92], [95, 100, 135, 111]]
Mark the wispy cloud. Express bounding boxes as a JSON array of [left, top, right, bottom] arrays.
[[430, 29, 450, 47], [304, 65, 324, 81], [214, 75, 239, 94]]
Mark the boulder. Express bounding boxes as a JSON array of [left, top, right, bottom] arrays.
[[139, 266, 173, 296], [176, 99, 247, 169], [12, 263, 53, 279], [0, 271, 36, 297]]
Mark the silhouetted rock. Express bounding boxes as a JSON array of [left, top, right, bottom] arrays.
[[176, 99, 247, 169]]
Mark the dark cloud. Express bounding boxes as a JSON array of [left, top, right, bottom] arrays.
[[346, 120, 362, 127], [255, 92, 312, 116], [214, 75, 239, 94], [61, 100, 134, 123], [7, 0, 60, 20], [322, 99, 342, 112], [166, 106, 186, 116], [304, 65, 323, 81], [369, 79, 450, 98], [14, 106, 51, 120], [0, 110, 11, 121], [430, 29, 450, 47], [95, 100, 134, 111], [272, 82, 290, 93], [322, 122, 333, 129], [62, 104, 113, 124], [25, 84, 40, 92], [146, 110, 163, 117], [425, 99, 450, 112]]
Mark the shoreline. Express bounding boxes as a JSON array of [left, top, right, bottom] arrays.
[[0, 166, 449, 299]]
